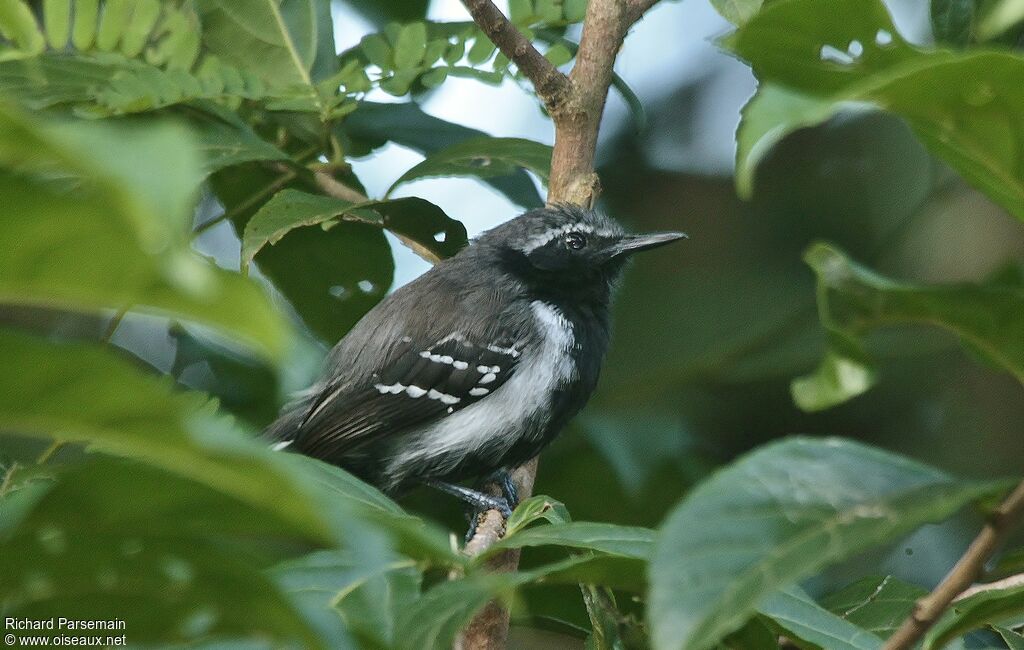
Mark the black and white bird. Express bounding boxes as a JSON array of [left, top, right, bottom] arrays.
[[266, 204, 684, 518]]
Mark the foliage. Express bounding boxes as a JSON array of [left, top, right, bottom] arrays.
[[0, 0, 1022, 649]]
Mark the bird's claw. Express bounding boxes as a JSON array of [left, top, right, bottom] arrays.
[[464, 495, 512, 542]]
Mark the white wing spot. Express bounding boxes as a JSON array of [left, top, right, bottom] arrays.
[[271, 440, 292, 451], [375, 382, 406, 394], [427, 389, 461, 405], [405, 385, 427, 398], [479, 373, 497, 384], [469, 387, 489, 397], [453, 360, 469, 370]]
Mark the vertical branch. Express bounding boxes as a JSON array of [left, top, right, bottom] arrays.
[[457, 0, 659, 647]]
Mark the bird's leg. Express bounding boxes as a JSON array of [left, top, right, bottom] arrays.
[[423, 479, 512, 518], [423, 479, 512, 543]]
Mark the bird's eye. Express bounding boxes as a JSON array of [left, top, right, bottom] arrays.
[[565, 232, 587, 250]]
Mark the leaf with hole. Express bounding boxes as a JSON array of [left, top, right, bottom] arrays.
[[728, 0, 1024, 222], [648, 437, 1008, 650]]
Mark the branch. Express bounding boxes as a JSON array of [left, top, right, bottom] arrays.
[[456, 1, 660, 648], [459, 0, 571, 111], [884, 479, 1024, 650]]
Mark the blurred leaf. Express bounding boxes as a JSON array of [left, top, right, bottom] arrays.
[[799, 244, 1024, 406], [995, 626, 1024, 650], [993, 548, 1024, 577], [722, 618, 779, 650], [976, 0, 1024, 40], [340, 101, 543, 207], [0, 329, 331, 544], [526, 554, 649, 592], [728, 0, 1024, 222], [393, 22, 427, 69], [396, 575, 514, 650], [344, 0, 429, 26], [188, 108, 290, 176], [506, 495, 571, 536], [0, 459, 324, 647], [194, 0, 320, 88], [277, 454, 459, 565], [388, 136, 553, 195], [490, 522, 656, 559], [932, 0, 976, 46], [0, 0, 46, 56], [758, 585, 883, 650], [271, 549, 420, 649], [0, 107, 288, 360], [791, 349, 876, 412], [820, 575, 927, 639], [169, 325, 279, 427], [711, 0, 765, 25], [648, 437, 1007, 650], [924, 582, 1024, 649]]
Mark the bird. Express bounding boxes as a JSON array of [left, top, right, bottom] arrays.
[[266, 204, 685, 520]]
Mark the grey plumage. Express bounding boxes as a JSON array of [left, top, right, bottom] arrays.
[[266, 205, 684, 498]]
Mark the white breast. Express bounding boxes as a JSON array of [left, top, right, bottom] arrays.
[[383, 301, 575, 486]]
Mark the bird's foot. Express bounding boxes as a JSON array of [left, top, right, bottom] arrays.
[[464, 499, 512, 542], [487, 469, 519, 509]]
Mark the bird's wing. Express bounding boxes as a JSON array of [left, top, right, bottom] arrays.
[[290, 327, 525, 461]]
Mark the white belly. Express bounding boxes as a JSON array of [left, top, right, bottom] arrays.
[[382, 301, 575, 487]]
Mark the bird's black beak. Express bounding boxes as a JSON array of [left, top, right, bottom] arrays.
[[606, 231, 687, 259]]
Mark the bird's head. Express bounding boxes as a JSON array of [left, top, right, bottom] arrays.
[[475, 204, 685, 300]]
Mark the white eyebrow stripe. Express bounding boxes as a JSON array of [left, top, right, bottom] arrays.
[[521, 223, 618, 253]]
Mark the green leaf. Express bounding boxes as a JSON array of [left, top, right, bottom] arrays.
[[388, 136, 552, 195], [711, 0, 765, 25], [820, 575, 927, 639], [932, 0, 975, 46], [243, 189, 468, 265], [505, 494, 571, 536], [42, 0, 71, 49], [924, 582, 1024, 649], [194, 0, 319, 88], [0, 329, 331, 544], [995, 626, 1024, 650], [791, 349, 876, 412], [242, 189, 466, 342], [648, 437, 1007, 650], [526, 554, 649, 592], [340, 101, 544, 208], [0, 106, 288, 360], [0, 0, 45, 56], [0, 460, 325, 647], [491, 522, 656, 559], [271, 549, 420, 649], [188, 108, 291, 175], [801, 243, 1024, 392], [728, 0, 1024, 222], [758, 585, 884, 650], [393, 22, 427, 69], [360, 32, 393, 68]]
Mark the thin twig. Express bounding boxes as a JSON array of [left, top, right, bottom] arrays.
[[192, 169, 297, 238], [36, 440, 64, 465], [884, 479, 1024, 650], [459, 0, 571, 112]]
